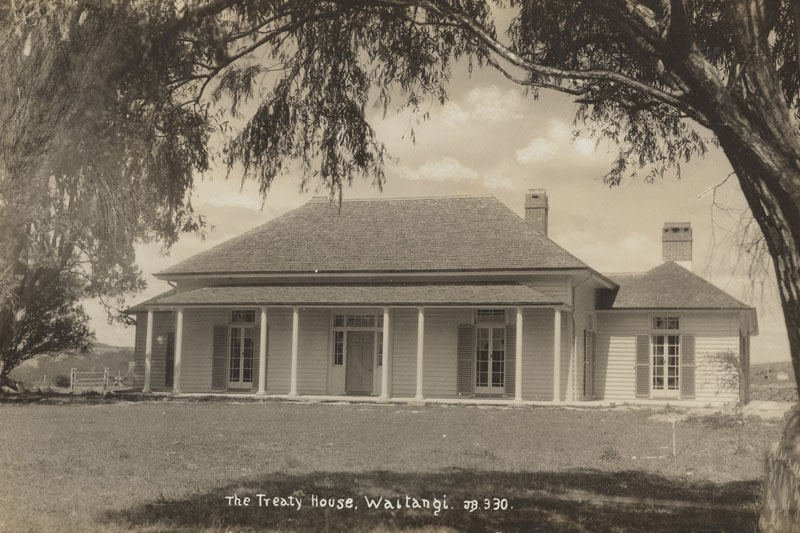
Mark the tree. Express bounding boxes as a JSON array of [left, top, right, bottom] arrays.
[[0, 2, 210, 384]]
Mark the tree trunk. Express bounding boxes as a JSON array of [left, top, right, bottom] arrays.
[[715, 122, 800, 531]]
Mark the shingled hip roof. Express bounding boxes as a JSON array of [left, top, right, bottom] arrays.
[[126, 283, 561, 311], [157, 196, 593, 276], [599, 262, 754, 310]]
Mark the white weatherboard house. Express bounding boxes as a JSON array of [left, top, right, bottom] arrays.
[[128, 190, 757, 405]]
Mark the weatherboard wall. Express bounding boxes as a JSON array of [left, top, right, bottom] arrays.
[[179, 309, 227, 392], [518, 308, 570, 401], [594, 311, 741, 403], [133, 311, 174, 391], [686, 312, 741, 403]]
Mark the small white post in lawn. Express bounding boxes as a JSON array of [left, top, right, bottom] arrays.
[[515, 307, 524, 404], [173, 307, 184, 395], [671, 417, 677, 457], [257, 306, 268, 395], [379, 307, 391, 401], [415, 307, 425, 402], [143, 309, 154, 393], [553, 308, 562, 402], [288, 307, 299, 398]]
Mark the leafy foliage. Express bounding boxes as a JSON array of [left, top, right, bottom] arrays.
[[0, 1, 210, 381]]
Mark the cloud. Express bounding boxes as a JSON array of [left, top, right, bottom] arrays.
[[483, 174, 514, 190], [436, 85, 524, 128], [204, 192, 262, 210], [515, 120, 596, 164], [400, 157, 479, 183], [515, 138, 559, 164], [548, 119, 572, 141], [573, 137, 596, 156], [466, 85, 523, 122], [193, 177, 264, 210], [440, 101, 471, 127]]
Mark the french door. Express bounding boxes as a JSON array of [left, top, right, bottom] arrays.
[[652, 334, 680, 396], [228, 326, 254, 389], [476, 326, 505, 394]]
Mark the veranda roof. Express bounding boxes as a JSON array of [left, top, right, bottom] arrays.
[[126, 282, 560, 312]]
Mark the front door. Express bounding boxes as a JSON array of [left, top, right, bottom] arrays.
[[476, 326, 505, 394], [346, 331, 374, 394], [228, 326, 254, 390]]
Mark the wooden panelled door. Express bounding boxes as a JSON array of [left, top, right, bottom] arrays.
[[228, 326, 254, 390], [346, 331, 374, 394]]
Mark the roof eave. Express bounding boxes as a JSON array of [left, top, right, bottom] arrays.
[[155, 266, 618, 286]]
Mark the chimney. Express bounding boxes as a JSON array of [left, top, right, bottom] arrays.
[[662, 222, 692, 270], [525, 189, 548, 236]]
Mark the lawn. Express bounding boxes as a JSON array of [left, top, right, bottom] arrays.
[[0, 398, 783, 532]]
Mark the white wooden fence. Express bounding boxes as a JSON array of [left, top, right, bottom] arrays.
[[70, 368, 109, 392]]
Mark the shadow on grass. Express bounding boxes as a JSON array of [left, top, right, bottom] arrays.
[[105, 469, 760, 532], [0, 391, 268, 406]]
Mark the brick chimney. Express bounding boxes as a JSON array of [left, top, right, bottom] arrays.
[[662, 222, 692, 271], [525, 189, 548, 236]]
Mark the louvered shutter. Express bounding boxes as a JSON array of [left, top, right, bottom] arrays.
[[212, 325, 227, 391], [680, 334, 696, 399], [165, 332, 175, 388], [635, 334, 650, 398], [457, 324, 475, 395], [252, 326, 260, 389], [505, 326, 516, 396], [583, 330, 595, 398]]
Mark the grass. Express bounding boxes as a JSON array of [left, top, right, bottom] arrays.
[[0, 399, 782, 532]]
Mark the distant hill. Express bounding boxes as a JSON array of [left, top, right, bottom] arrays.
[[10, 343, 134, 388], [750, 360, 797, 402], [751, 360, 794, 382]]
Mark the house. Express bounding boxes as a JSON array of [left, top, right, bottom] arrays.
[[128, 190, 757, 405]]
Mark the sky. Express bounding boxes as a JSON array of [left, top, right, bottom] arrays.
[[85, 65, 791, 364]]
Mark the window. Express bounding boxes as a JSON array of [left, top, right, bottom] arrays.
[[333, 314, 345, 327], [652, 334, 680, 392], [347, 314, 375, 327], [333, 331, 344, 366], [377, 333, 383, 366], [652, 315, 680, 331], [231, 309, 256, 324], [476, 309, 505, 323]]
